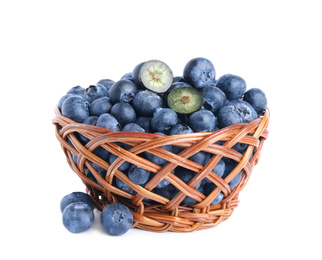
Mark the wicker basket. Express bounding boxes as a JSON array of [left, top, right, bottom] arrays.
[[52, 106, 269, 232]]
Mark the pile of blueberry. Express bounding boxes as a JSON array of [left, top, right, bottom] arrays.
[[57, 57, 267, 233], [60, 192, 133, 235]]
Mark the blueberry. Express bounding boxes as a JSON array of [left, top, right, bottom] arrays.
[[203, 183, 224, 205], [115, 177, 136, 195], [109, 154, 130, 171], [128, 165, 150, 185], [227, 99, 258, 123], [243, 88, 267, 115], [58, 94, 73, 110], [86, 84, 109, 103], [182, 184, 204, 205], [111, 102, 136, 127], [61, 95, 90, 123], [66, 85, 87, 96], [216, 74, 246, 100], [96, 79, 115, 92], [145, 141, 172, 166], [80, 116, 98, 142], [217, 105, 244, 128], [96, 113, 121, 131], [132, 90, 164, 117], [60, 191, 95, 213], [92, 162, 107, 179], [138, 60, 174, 93], [167, 85, 203, 114], [100, 203, 133, 236], [222, 161, 242, 189], [173, 76, 185, 83], [121, 72, 134, 81], [132, 61, 145, 86], [188, 109, 217, 132], [202, 157, 225, 183], [201, 86, 227, 114], [153, 184, 179, 201], [62, 202, 94, 233], [89, 97, 113, 117], [151, 108, 178, 133], [175, 167, 201, 189], [135, 116, 153, 133], [183, 57, 216, 89], [122, 123, 145, 133], [156, 178, 170, 189], [109, 79, 138, 104], [122, 123, 145, 150], [169, 123, 193, 135], [189, 151, 208, 165]]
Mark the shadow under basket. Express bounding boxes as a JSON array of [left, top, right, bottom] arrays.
[[52, 107, 269, 232]]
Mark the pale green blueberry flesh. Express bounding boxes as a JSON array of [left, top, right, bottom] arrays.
[[167, 87, 203, 114], [140, 60, 173, 93]]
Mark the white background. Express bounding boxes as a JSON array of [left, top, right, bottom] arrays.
[[1, 0, 321, 259]]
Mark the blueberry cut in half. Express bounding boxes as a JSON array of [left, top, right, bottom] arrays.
[[167, 86, 203, 114], [139, 60, 174, 93]]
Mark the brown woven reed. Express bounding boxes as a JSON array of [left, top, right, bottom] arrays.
[[52, 106, 269, 232]]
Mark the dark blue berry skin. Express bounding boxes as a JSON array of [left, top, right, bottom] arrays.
[[132, 62, 145, 86], [173, 76, 185, 83], [156, 178, 170, 189], [97, 79, 115, 92], [60, 192, 95, 213], [203, 183, 224, 205], [151, 108, 178, 133], [188, 109, 217, 132], [202, 157, 225, 183], [96, 113, 121, 131], [216, 74, 246, 100], [109, 154, 130, 171], [243, 88, 267, 115], [109, 79, 138, 104], [89, 97, 113, 117], [132, 90, 164, 117], [121, 72, 134, 81], [135, 117, 153, 133], [100, 203, 133, 236], [222, 161, 242, 189], [183, 57, 216, 89], [227, 100, 258, 123], [80, 116, 98, 142], [122, 123, 145, 150], [189, 151, 208, 165], [217, 105, 244, 129], [170, 123, 194, 135], [62, 202, 94, 233], [175, 167, 201, 189], [58, 94, 73, 109], [86, 84, 109, 103], [61, 95, 90, 123], [92, 162, 107, 179], [111, 102, 136, 127], [67, 85, 87, 96], [122, 123, 145, 133], [182, 184, 204, 205], [115, 177, 135, 195], [128, 165, 150, 185], [201, 86, 227, 114], [153, 184, 179, 201], [145, 142, 172, 166]]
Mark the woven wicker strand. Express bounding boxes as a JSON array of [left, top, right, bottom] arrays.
[[52, 106, 269, 232]]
